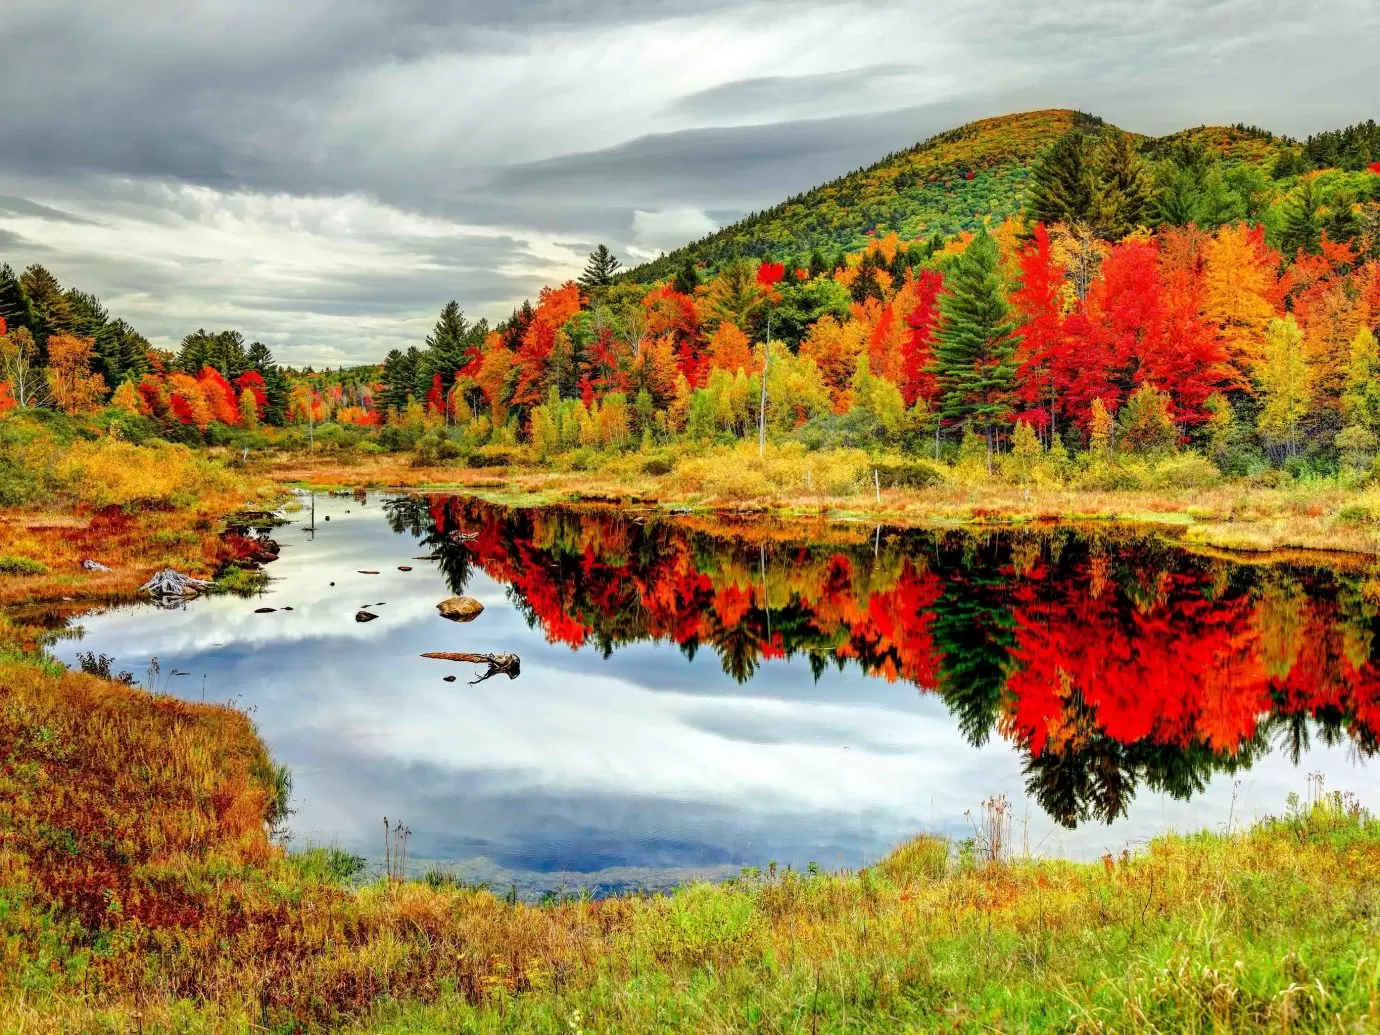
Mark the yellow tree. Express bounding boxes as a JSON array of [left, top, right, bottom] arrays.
[[1257, 316, 1312, 455], [1202, 224, 1280, 380], [110, 379, 147, 416], [46, 333, 108, 414], [238, 387, 260, 428]]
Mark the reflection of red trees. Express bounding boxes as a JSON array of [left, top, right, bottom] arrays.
[[419, 498, 1380, 772]]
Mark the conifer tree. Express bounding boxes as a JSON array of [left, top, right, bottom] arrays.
[[18, 264, 74, 351], [672, 257, 699, 296], [421, 301, 479, 397], [1092, 134, 1152, 240], [0, 264, 35, 339], [1029, 132, 1096, 227], [245, 341, 288, 424], [932, 231, 1019, 466], [1279, 179, 1323, 257], [578, 245, 622, 291]]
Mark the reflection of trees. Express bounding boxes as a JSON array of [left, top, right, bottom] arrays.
[[388, 494, 1380, 828]]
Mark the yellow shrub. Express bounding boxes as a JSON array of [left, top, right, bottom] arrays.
[[56, 438, 240, 509], [666, 443, 869, 500]]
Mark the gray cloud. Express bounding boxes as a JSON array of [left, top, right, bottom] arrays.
[[0, 0, 1376, 363]]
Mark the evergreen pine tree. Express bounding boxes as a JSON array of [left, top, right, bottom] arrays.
[[577, 245, 622, 291], [19, 265, 74, 353], [1325, 189, 1359, 243], [673, 257, 699, 295], [0, 263, 35, 337], [1029, 132, 1096, 227], [246, 341, 288, 424], [421, 301, 472, 395], [807, 249, 827, 279], [1092, 134, 1152, 239], [1279, 179, 1323, 257], [931, 232, 1020, 465]]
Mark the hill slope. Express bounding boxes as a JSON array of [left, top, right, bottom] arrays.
[[626, 108, 1298, 282]]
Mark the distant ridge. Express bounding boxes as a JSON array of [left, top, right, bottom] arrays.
[[624, 108, 1301, 282]]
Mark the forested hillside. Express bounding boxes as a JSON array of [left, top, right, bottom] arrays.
[[625, 109, 1321, 283]]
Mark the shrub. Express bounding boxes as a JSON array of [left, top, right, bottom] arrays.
[[1146, 454, 1222, 490], [1337, 503, 1377, 526], [411, 430, 465, 466], [55, 438, 238, 510], [872, 456, 947, 489], [467, 444, 528, 468], [1074, 461, 1147, 491], [0, 555, 47, 576]]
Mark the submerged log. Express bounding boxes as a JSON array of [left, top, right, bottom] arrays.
[[420, 651, 520, 684], [140, 569, 216, 598]]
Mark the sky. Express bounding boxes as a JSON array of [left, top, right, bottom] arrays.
[[1, 0, 1377, 367]]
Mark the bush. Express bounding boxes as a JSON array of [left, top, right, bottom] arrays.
[[0, 555, 47, 576], [1146, 454, 1222, 490], [412, 430, 465, 466], [1073, 461, 1147, 491], [1337, 503, 1377, 526], [641, 454, 677, 477], [467, 444, 528, 468], [54, 439, 239, 510], [871, 456, 947, 489], [378, 423, 423, 452], [668, 442, 869, 500]]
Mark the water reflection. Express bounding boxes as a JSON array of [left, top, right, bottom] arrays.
[[388, 496, 1380, 828]]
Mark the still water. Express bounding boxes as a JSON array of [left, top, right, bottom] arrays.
[[55, 493, 1380, 895]]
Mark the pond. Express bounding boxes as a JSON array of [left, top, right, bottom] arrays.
[[54, 493, 1380, 896]]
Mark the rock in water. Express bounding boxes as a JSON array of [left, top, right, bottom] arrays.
[[443, 675, 457, 683], [398, 565, 413, 572], [437, 596, 484, 622], [358, 570, 380, 574], [254, 607, 277, 614], [355, 610, 379, 622]]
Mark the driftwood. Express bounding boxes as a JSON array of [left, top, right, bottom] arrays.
[[140, 569, 216, 597], [420, 651, 520, 684]]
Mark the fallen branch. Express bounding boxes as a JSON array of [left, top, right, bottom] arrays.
[[140, 569, 216, 598], [420, 651, 521, 684]]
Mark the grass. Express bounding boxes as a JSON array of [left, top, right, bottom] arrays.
[[258, 443, 1380, 558], [1, 652, 1379, 1032]]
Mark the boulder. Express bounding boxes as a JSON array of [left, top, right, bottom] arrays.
[[254, 607, 277, 614], [437, 596, 484, 622], [398, 565, 413, 572], [81, 558, 111, 571], [355, 610, 379, 622]]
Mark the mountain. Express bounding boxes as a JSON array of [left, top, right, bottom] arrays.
[[624, 108, 1302, 282]]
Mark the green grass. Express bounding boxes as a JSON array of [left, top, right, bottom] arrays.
[[0, 555, 49, 576]]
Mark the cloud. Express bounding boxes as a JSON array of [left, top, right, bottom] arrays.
[[628, 207, 720, 259]]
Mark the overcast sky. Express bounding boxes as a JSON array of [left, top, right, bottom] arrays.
[[1, 0, 1377, 366]]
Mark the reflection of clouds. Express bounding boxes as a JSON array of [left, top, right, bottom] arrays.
[[54, 495, 1380, 890]]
